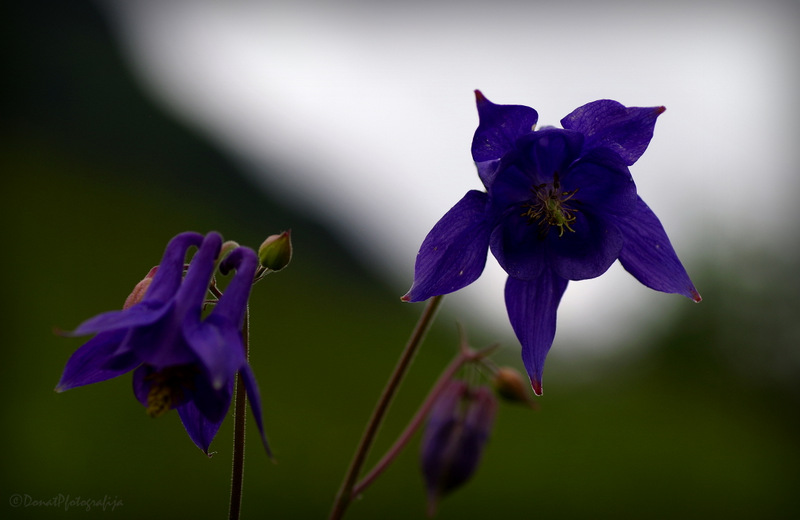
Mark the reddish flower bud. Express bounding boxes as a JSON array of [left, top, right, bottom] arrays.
[[122, 266, 159, 310], [492, 366, 538, 409]]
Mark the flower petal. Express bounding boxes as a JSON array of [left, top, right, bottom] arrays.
[[177, 400, 224, 455], [131, 364, 154, 407], [421, 380, 465, 505], [471, 91, 538, 175], [55, 329, 139, 391], [403, 190, 493, 302], [560, 100, 665, 166], [215, 247, 258, 328], [142, 231, 205, 303], [240, 364, 272, 457], [190, 373, 232, 425], [504, 272, 569, 395], [67, 302, 170, 338], [489, 212, 547, 281], [519, 128, 584, 185], [127, 232, 223, 367], [67, 232, 205, 337], [183, 246, 255, 390], [183, 314, 244, 391], [546, 209, 624, 281], [121, 306, 197, 369], [475, 159, 501, 190], [617, 197, 701, 301], [562, 147, 637, 217]]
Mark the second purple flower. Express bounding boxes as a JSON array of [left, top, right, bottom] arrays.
[[404, 91, 700, 395]]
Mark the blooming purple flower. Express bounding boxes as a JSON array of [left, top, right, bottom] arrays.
[[404, 91, 700, 395], [57, 231, 269, 455], [421, 380, 497, 516]]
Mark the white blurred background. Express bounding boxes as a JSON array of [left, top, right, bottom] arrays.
[[100, 0, 799, 356]]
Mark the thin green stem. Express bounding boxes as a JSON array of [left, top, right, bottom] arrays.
[[229, 307, 249, 520], [328, 295, 445, 520]]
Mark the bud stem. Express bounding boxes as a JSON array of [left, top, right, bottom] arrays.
[[228, 306, 249, 520], [328, 295, 445, 520], [352, 349, 473, 497]]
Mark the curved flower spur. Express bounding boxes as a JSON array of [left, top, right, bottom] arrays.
[[404, 91, 701, 395]]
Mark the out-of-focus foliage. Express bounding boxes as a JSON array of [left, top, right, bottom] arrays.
[[1, 2, 798, 519]]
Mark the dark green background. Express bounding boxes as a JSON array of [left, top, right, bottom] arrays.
[[2, 2, 798, 519]]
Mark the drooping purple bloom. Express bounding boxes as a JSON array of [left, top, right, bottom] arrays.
[[404, 91, 700, 395], [57, 231, 269, 455], [421, 380, 497, 516]]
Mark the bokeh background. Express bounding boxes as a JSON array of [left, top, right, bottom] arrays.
[[3, 1, 799, 519]]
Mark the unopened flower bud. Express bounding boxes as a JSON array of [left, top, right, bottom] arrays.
[[123, 266, 159, 309], [258, 230, 292, 271], [219, 240, 240, 261], [421, 380, 497, 516], [492, 366, 538, 409]]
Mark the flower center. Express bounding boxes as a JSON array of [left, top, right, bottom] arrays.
[[145, 365, 199, 418], [521, 172, 579, 239]]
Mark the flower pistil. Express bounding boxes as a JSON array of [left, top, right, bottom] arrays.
[[521, 172, 579, 238]]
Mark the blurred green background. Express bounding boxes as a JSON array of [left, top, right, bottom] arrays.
[[2, 2, 799, 519]]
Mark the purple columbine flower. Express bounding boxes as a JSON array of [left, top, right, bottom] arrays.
[[404, 91, 700, 395], [56, 231, 269, 455], [421, 380, 497, 516]]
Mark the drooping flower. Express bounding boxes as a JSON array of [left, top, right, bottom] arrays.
[[404, 91, 700, 395], [420, 380, 497, 517], [56, 231, 269, 455]]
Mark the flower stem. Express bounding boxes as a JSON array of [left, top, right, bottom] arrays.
[[352, 350, 470, 497], [229, 306, 249, 520], [328, 295, 445, 520]]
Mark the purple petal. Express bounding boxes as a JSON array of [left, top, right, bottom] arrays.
[[451, 387, 496, 486], [504, 272, 569, 395], [520, 128, 584, 184], [183, 314, 245, 391], [171, 232, 223, 318], [421, 382, 496, 515], [55, 329, 139, 391], [560, 100, 665, 166], [617, 197, 701, 301], [143, 232, 205, 303], [475, 159, 501, 190], [546, 210, 624, 281], [403, 190, 492, 302], [126, 232, 223, 367], [471, 90, 538, 167], [68, 301, 170, 337], [240, 364, 272, 457], [489, 213, 547, 281], [178, 400, 224, 455], [215, 247, 258, 328], [122, 307, 197, 369], [421, 381, 466, 497], [182, 246, 255, 390], [66, 232, 206, 337], [131, 364, 154, 407], [562, 147, 637, 217], [190, 374, 232, 425]]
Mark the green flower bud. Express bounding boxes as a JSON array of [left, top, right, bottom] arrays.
[[258, 230, 292, 271]]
